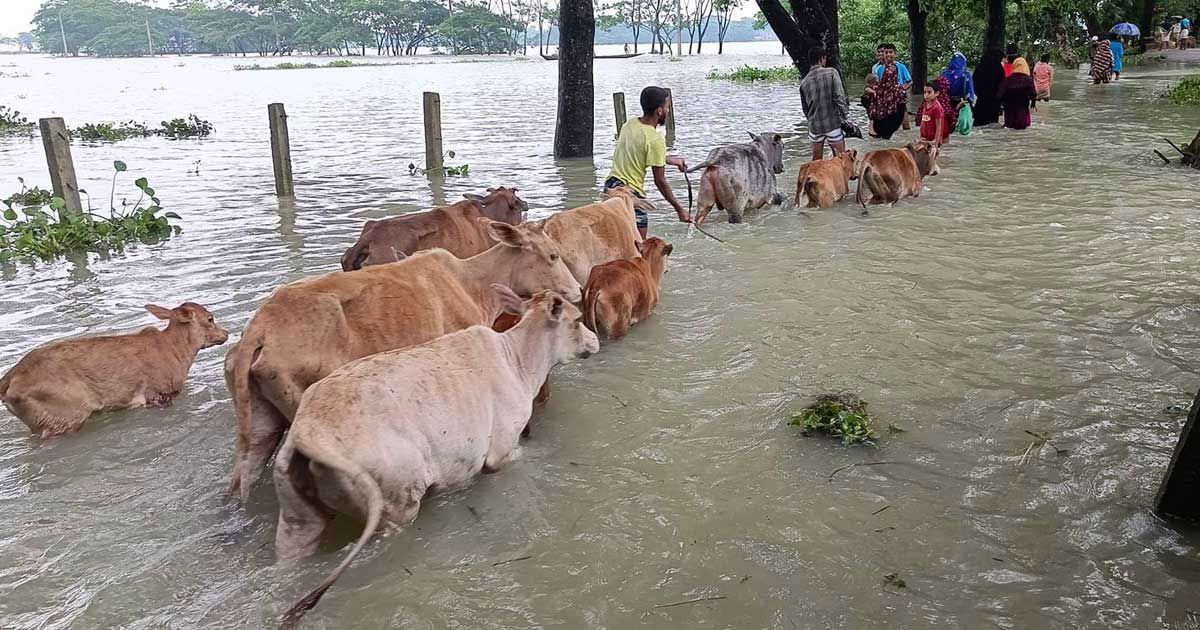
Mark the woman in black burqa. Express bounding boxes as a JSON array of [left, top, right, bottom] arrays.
[[972, 51, 1006, 126]]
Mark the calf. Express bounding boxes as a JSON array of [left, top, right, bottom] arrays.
[[539, 187, 650, 287], [583, 237, 673, 340], [0, 303, 228, 437], [273, 287, 598, 629], [855, 142, 940, 209], [340, 186, 527, 271], [795, 150, 858, 209], [691, 132, 786, 225]]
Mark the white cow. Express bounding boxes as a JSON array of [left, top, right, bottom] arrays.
[[273, 286, 599, 629]]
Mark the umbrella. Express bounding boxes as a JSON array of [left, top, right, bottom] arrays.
[[1111, 22, 1141, 37]]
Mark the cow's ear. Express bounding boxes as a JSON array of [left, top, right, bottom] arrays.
[[664, 243, 674, 256], [747, 131, 758, 141], [634, 239, 646, 254], [484, 219, 528, 249], [145, 304, 173, 320], [463, 193, 485, 201], [491, 284, 526, 316], [773, 133, 782, 142]]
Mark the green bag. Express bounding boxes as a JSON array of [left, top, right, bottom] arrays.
[[956, 103, 974, 135]]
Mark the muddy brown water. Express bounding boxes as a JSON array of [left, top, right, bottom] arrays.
[[1, 44, 1200, 629]]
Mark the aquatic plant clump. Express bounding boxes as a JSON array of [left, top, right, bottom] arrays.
[[160, 115, 214, 139], [72, 116, 215, 142], [0, 106, 35, 135], [1166, 76, 1200, 105], [0, 164, 181, 263], [790, 393, 878, 446], [706, 65, 800, 82]]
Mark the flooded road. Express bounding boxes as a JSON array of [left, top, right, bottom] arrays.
[[2, 44, 1199, 629]]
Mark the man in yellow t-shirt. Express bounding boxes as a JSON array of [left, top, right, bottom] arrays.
[[605, 86, 690, 238]]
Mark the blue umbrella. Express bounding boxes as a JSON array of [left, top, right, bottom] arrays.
[[1111, 22, 1141, 37]]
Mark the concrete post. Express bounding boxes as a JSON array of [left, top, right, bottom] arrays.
[[38, 117, 82, 216], [1156, 386, 1200, 522], [267, 103, 294, 197], [423, 91, 444, 173]]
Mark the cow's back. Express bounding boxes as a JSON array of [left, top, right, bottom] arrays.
[[544, 200, 641, 285], [414, 203, 495, 258]]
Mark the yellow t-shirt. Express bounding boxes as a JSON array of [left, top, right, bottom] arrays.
[[608, 119, 667, 196]]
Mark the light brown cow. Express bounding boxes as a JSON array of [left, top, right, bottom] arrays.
[[795, 150, 858, 209], [274, 287, 599, 629], [492, 312, 550, 408], [0, 303, 228, 437], [855, 142, 940, 209], [539, 187, 650, 286], [340, 187, 528, 271], [225, 220, 580, 502], [582, 237, 673, 340]]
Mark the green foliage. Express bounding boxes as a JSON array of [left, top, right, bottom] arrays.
[[408, 150, 470, 176], [0, 106, 35, 136], [0, 163, 181, 263], [234, 60, 365, 70], [790, 394, 877, 446], [72, 116, 213, 142], [1167, 76, 1200, 105], [706, 65, 799, 81]]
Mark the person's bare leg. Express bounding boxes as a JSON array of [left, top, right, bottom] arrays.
[[810, 140, 825, 161], [830, 140, 846, 156]]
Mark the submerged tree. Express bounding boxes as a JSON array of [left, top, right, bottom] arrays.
[[753, 0, 840, 72], [554, 0, 594, 158]]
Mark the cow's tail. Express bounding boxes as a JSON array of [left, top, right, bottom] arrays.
[[227, 333, 264, 502], [797, 175, 816, 207], [279, 442, 385, 630], [339, 239, 369, 272], [583, 286, 601, 336], [685, 160, 714, 174], [856, 165, 873, 209]]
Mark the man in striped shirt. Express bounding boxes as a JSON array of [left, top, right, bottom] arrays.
[[799, 47, 850, 161]]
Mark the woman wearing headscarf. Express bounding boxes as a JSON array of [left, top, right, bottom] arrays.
[[868, 62, 908, 139], [972, 50, 1006, 126], [941, 53, 975, 133], [1091, 39, 1114, 84], [997, 57, 1037, 130]]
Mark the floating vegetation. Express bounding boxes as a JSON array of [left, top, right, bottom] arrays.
[[408, 150, 471, 177], [72, 115, 214, 142], [706, 65, 799, 82], [0, 106, 35, 136], [0, 163, 181, 264], [1166, 76, 1200, 105], [790, 393, 877, 446], [234, 60, 362, 71]]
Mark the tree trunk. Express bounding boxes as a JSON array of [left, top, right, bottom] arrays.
[[984, 0, 1005, 58], [554, 0, 595, 158], [907, 0, 927, 94], [1139, 0, 1156, 52], [756, 0, 839, 72]]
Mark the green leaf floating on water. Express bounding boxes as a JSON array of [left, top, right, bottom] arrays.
[[790, 393, 877, 446], [113, 160, 128, 172]]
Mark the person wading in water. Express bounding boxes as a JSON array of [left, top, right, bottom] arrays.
[[605, 86, 691, 238]]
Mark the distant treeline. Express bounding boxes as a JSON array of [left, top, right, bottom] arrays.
[[27, 0, 773, 58]]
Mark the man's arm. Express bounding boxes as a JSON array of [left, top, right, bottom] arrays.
[[653, 165, 691, 222], [832, 73, 849, 121]]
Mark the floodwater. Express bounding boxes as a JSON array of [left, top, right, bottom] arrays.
[[2, 42, 1200, 629]]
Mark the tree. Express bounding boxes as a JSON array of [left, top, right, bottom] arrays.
[[754, 0, 840, 72], [439, 4, 518, 53], [983, 0, 1004, 58], [688, 0, 713, 53], [906, 0, 927, 93], [554, 0, 594, 158], [714, 0, 742, 53]]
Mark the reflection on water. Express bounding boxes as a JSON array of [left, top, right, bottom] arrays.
[[1, 44, 1199, 629]]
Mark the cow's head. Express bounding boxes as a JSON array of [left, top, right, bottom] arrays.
[[493, 284, 599, 362], [748, 132, 785, 175], [466, 186, 528, 225], [634, 237, 673, 278], [147, 302, 229, 349], [839, 149, 859, 180], [480, 218, 582, 303], [906, 142, 940, 177]]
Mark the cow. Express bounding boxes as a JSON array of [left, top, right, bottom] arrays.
[[0, 303, 228, 437], [538, 187, 650, 287], [582, 237, 673, 340], [273, 287, 599, 629], [855, 142, 940, 210], [492, 312, 550, 408], [690, 132, 786, 225], [225, 219, 580, 502], [795, 149, 858, 209], [339, 187, 528, 271]]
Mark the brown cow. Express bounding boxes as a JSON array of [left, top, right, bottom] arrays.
[[582, 237, 673, 340], [0, 303, 228, 437], [539, 187, 650, 287], [225, 220, 580, 501], [855, 142, 940, 210], [340, 187, 527, 271], [795, 150, 858, 209]]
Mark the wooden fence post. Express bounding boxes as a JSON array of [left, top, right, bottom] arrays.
[[267, 103, 294, 197], [613, 92, 627, 134], [38, 117, 82, 216], [665, 87, 676, 145], [423, 92, 443, 173], [1156, 386, 1200, 522]]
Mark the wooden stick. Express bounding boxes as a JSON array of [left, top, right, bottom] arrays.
[[654, 595, 726, 608], [39, 117, 83, 215], [267, 104, 294, 197], [827, 461, 896, 482], [492, 554, 532, 567], [1164, 137, 1188, 157], [423, 92, 443, 173], [1154, 149, 1172, 165]]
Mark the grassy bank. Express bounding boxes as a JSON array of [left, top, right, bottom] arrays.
[[234, 60, 363, 71]]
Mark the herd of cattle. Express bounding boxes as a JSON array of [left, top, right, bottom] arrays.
[[0, 132, 942, 627]]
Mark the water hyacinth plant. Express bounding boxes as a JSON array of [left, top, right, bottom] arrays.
[[72, 116, 214, 142], [1166, 76, 1200, 105], [706, 65, 800, 82], [0, 106, 35, 136], [0, 162, 181, 263], [790, 393, 878, 446]]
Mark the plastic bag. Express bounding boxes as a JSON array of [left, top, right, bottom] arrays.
[[956, 103, 974, 135]]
